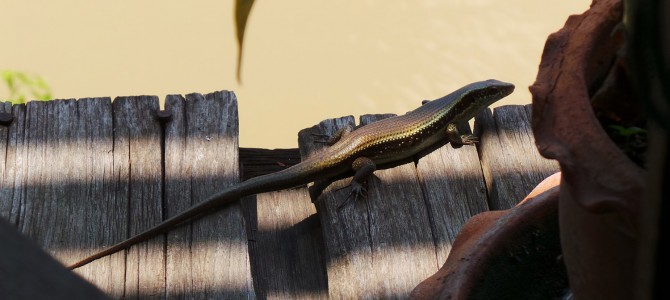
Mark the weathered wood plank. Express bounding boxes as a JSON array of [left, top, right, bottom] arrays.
[[242, 123, 327, 299], [1, 96, 556, 299], [112, 96, 164, 298], [0, 218, 109, 299], [415, 123, 489, 264], [0, 99, 126, 297], [0, 101, 23, 225], [305, 115, 438, 299], [476, 105, 560, 210], [68, 98, 125, 297], [164, 92, 254, 298], [239, 148, 301, 181], [244, 189, 328, 299]]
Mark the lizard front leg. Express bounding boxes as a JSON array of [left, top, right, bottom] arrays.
[[446, 123, 478, 146]]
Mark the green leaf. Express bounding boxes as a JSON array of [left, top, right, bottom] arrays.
[[2, 70, 16, 92], [235, 0, 256, 83], [609, 125, 647, 137], [1, 70, 52, 104]]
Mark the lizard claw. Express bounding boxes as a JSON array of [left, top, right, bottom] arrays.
[[337, 181, 367, 210], [460, 134, 478, 145]]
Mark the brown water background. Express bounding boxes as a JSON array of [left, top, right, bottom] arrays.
[[1, 0, 589, 147]]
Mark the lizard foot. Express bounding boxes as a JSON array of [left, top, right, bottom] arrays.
[[460, 134, 478, 145], [336, 181, 367, 210], [446, 123, 479, 146]]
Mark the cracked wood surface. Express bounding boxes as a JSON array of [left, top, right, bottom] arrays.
[[0, 95, 557, 299]]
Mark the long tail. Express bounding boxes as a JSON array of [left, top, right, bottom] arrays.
[[68, 161, 322, 270], [67, 187, 241, 269]]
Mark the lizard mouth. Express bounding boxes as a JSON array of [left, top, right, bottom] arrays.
[[488, 80, 515, 97]]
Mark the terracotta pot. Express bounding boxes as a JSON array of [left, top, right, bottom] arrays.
[[529, 0, 646, 298], [411, 174, 567, 299]]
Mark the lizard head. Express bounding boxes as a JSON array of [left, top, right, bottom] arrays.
[[446, 79, 515, 122]]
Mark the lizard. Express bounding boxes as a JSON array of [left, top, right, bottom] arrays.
[[68, 79, 514, 269]]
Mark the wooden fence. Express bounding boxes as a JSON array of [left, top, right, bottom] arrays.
[[0, 91, 558, 299]]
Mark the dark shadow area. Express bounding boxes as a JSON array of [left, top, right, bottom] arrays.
[[0, 218, 109, 299], [242, 193, 328, 299], [239, 148, 301, 181], [0, 167, 555, 251], [468, 201, 567, 300]]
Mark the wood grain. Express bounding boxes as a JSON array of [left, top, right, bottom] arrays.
[[0, 101, 22, 225], [112, 96, 165, 298], [164, 91, 254, 298], [0, 99, 127, 297], [415, 122, 489, 264], [0, 217, 109, 299], [242, 117, 328, 299], [304, 115, 438, 299], [244, 189, 327, 299], [0, 97, 556, 299], [70, 98, 124, 296], [239, 147, 301, 181], [476, 105, 560, 210]]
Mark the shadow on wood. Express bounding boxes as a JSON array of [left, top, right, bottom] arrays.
[[0, 93, 557, 299]]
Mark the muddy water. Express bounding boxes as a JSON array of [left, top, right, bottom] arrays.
[[1, 0, 589, 147]]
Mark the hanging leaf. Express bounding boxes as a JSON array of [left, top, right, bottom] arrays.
[[235, 0, 256, 83]]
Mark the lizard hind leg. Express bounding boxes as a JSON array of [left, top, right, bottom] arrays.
[[309, 179, 332, 203], [337, 157, 376, 209]]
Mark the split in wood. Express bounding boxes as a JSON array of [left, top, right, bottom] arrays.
[[156, 110, 173, 123]]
